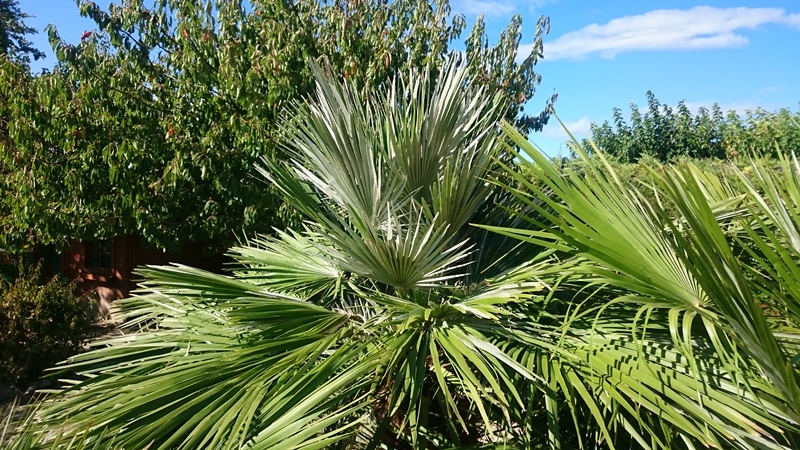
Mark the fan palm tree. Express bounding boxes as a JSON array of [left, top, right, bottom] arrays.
[[5, 63, 798, 449], [487, 120, 800, 448]]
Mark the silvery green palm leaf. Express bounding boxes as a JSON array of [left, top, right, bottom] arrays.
[[483, 117, 800, 449], [12, 60, 549, 450]]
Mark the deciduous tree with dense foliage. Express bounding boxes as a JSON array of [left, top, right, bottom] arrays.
[[0, 0, 555, 253]]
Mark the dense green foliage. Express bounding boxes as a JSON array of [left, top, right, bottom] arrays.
[[0, 263, 91, 386], [586, 90, 800, 163], [0, 0, 45, 65], [6, 62, 800, 450], [497, 122, 800, 448], [0, 0, 554, 253]]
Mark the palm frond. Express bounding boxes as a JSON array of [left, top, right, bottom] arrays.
[[482, 117, 800, 448]]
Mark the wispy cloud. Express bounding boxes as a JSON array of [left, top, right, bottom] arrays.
[[459, 0, 517, 17], [681, 100, 767, 115], [457, 0, 553, 18], [785, 13, 800, 28], [542, 103, 767, 142], [760, 86, 783, 94], [535, 6, 800, 60], [541, 117, 592, 139], [527, 0, 552, 15], [613, 100, 775, 124]]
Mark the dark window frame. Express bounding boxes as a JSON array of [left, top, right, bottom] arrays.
[[42, 244, 64, 278], [85, 239, 114, 273]]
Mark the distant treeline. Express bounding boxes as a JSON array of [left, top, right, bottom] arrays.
[[584, 91, 800, 163]]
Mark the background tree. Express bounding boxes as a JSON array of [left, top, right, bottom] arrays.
[[0, 0, 45, 65], [0, 0, 554, 253], [585, 91, 799, 163]]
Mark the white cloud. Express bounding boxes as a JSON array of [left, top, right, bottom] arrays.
[[535, 6, 800, 60], [681, 100, 764, 115], [527, 0, 551, 15], [457, 0, 553, 18], [783, 13, 800, 28], [541, 116, 593, 139], [459, 0, 517, 17], [617, 100, 771, 125]]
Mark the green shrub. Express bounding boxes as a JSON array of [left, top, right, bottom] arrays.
[[0, 263, 93, 386]]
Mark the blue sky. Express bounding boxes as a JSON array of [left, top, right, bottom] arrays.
[[21, 0, 800, 156]]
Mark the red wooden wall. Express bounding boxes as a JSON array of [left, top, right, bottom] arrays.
[[60, 236, 228, 312]]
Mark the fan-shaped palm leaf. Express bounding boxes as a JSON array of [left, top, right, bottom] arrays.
[[483, 117, 800, 448]]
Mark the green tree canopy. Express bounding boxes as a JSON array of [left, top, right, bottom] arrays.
[[585, 91, 800, 163], [0, 0, 555, 253], [0, 0, 45, 65]]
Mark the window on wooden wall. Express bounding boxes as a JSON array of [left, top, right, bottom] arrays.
[[86, 239, 113, 270], [42, 245, 63, 277]]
